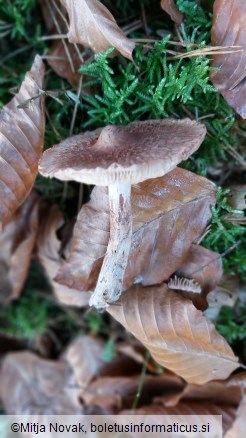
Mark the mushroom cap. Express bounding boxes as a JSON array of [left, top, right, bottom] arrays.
[[39, 119, 206, 186]]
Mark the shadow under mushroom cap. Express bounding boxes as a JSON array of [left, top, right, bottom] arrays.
[[39, 119, 206, 186]]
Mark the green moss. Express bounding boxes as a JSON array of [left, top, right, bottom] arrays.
[[216, 305, 246, 361], [203, 188, 246, 281], [0, 262, 79, 341]]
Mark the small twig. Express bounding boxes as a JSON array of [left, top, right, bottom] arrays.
[[38, 34, 68, 41], [168, 45, 244, 60], [41, 55, 72, 61], [190, 240, 242, 277], [46, 0, 75, 73], [198, 113, 215, 121], [140, 0, 149, 36], [50, 0, 84, 64], [224, 145, 246, 168], [0, 45, 31, 66], [69, 74, 83, 136], [122, 20, 142, 35], [45, 109, 61, 139]]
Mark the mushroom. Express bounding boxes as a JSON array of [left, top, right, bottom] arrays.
[[39, 119, 206, 309]]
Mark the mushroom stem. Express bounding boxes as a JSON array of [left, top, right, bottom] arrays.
[[89, 183, 132, 309]]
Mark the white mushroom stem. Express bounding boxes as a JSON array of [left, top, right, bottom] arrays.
[[89, 183, 132, 309]]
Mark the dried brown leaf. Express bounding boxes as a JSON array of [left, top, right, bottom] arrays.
[[81, 376, 141, 414], [122, 403, 236, 434], [0, 56, 45, 229], [82, 373, 184, 414], [56, 168, 216, 292], [160, 0, 183, 25], [225, 373, 246, 438], [0, 192, 39, 304], [210, 0, 246, 118], [225, 399, 246, 438], [62, 335, 108, 389], [108, 284, 239, 384], [40, 0, 83, 87], [37, 205, 89, 307], [62, 335, 143, 391], [0, 352, 82, 414], [174, 244, 223, 310], [61, 0, 135, 60], [160, 379, 242, 408], [226, 185, 246, 210], [48, 40, 82, 88]]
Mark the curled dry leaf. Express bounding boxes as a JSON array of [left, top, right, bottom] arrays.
[[56, 168, 216, 293], [225, 373, 246, 438], [225, 400, 246, 438], [0, 192, 39, 304], [62, 335, 143, 391], [62, 335, 109, 389], [81, 376, 141, 414], [47, 40, 82, 88], [0, 55, 45, 230], [61, 0, 135, 60], [160, 379, 242, 408], [37, 205, 89, 307], [226, 185, 246, 210], [82, 373, 184, 414], [174, 244, 223, 311], [0, 352, 82, 414], [108, 284, 239, 384], [177, 244, 223, 296], [210, 0, 246, 118], [160, 0, 183, 25]]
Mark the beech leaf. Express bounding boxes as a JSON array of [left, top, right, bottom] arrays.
[[108, 284, 239, 384], [177, 244, 223, 296], [174, 244, 223, 311], [62, 335, 109, 389], [37, 205, 89, 307], [122, 403, 236, 435], [56, 168, 216, 293], [61, 0, 135, 60], [82, 374, 182, 414], [0, 55, 45, 230], [160, 0, 183, 25], [210, 0, 246, 118], [0, 352, 82, 414], [0, 192, 39, 304]]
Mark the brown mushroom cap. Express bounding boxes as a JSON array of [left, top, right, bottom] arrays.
[[39, 119, 206, 186]]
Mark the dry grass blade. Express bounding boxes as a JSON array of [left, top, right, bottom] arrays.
[[0, 55, 45, 230], [169, 45, 243, 61], [108, 284, 239, 384]]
